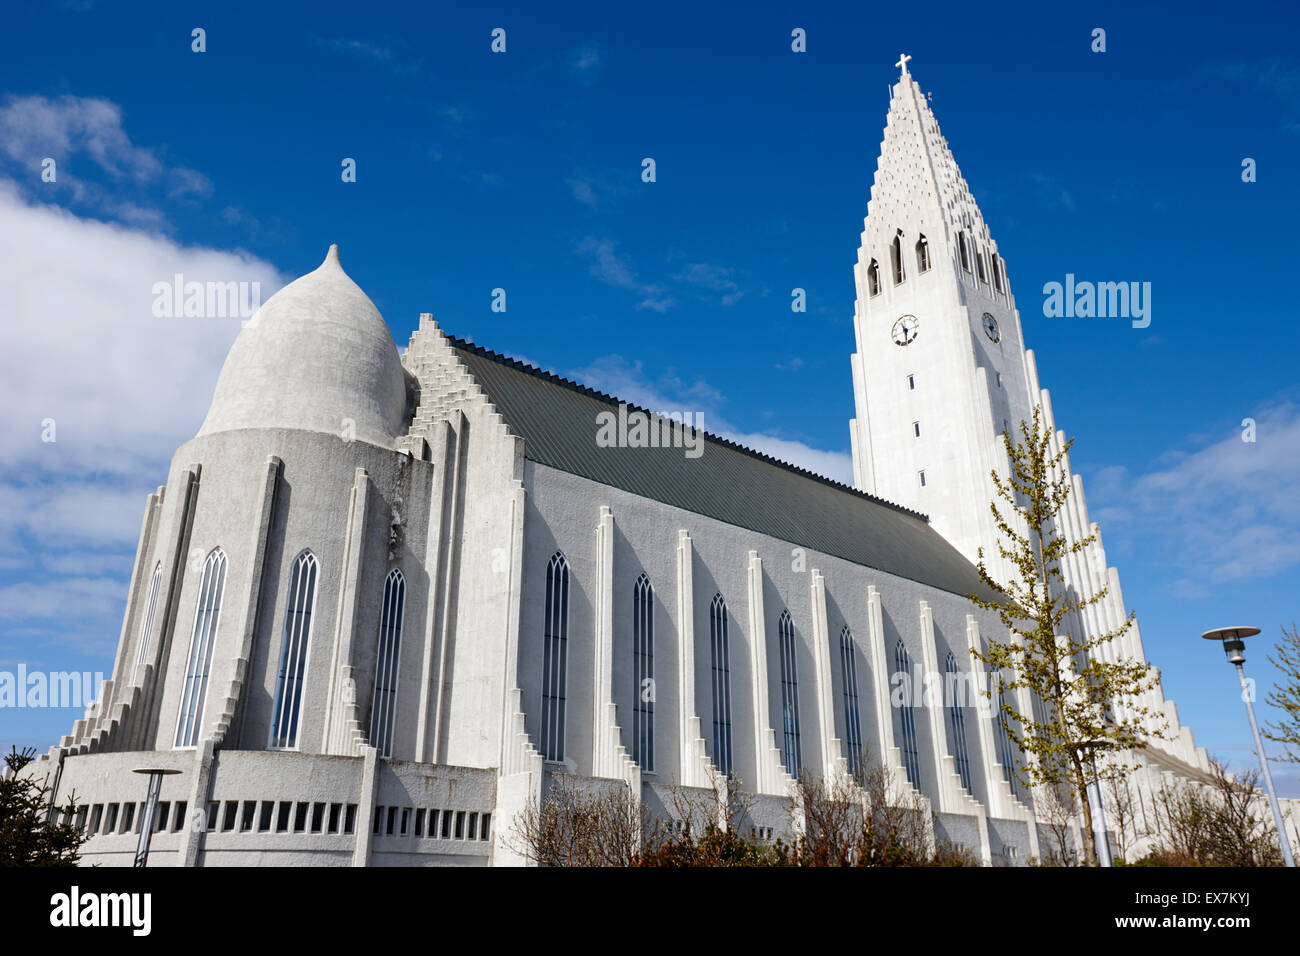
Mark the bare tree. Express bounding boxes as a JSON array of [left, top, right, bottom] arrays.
[[1146, 758, 1285, 866], [509, 774, 660, 866]]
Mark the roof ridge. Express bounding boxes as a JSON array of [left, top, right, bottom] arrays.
[[443, 332, 931, 523]]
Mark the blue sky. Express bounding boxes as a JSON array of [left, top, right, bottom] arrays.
[[2, 0, 1299, 793]]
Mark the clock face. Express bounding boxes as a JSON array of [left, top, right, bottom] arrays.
[[982, 312, 1000, 343], [891, 314, 919, 346]]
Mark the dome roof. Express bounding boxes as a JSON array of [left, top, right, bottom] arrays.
[[197, 245, 408, 448]]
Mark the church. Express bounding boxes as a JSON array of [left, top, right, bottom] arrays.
[[20, 60, 1237, 866]]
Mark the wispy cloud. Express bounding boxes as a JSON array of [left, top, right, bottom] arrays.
[[674, 262, 744, 306], [313, 36, 423, 77], [1028, 171, 1074, 211], [0, 94, 213, 229], [1087, 396, 1300, 591], [567, 43, 603, 86], [576, 236, 675, 312]]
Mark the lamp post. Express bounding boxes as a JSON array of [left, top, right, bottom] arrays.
[[131, 767, 182, 868], [1201, 626, 1296, 868]]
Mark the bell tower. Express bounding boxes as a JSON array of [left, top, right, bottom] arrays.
[[848, 57, 1034, 571]]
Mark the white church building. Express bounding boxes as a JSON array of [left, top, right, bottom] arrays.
[[21, 61, 1254, 866]]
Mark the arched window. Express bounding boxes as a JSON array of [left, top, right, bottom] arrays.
[[958, 232, 971, 272], [632, 573, 654, 772], [709, 594, 733, 775], [839, 626, 864, 774], [370, 569, 405, 758], [890, 232, 906, 285], [894, 640, 921, 787], [991, 664, 1018, 794], [991, 254, 1004, 293], [134, 561, 163, 677], [945, 652, 972, 793], [777, 610, 802, 775], [867, 259, 881, 297], [541, 552, 569, 762], [174, 548, 227, 748], [915, 234, 931, 273], [270, 550, 318, 750]]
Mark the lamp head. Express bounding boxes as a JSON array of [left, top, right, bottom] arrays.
[[1201, 626, 1260, 665]]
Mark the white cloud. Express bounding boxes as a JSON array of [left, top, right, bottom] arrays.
[[0, 180, 285, 656]]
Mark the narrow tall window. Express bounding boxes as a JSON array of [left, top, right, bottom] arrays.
[[895, 640, 921, 788], [907, 373, 915, 390], [632, 573, 654, 772], [975, 249, 987, 284], [174, 548, 227, 748], [270, 551, 318, 749], [913, 421, 921, 438], [777, 610, 802, 775], [890, 232, 905, 285], [991, 665, 1018, 794], [991, 255, 1004, 293], [958, 232, 970, 272], [919, 470, 927, 487], [541, 552, 569, 762], [370, 569, 405, 758], [134, 561, 163, 676], [915, 234, 931, 273], [945, 652, 972, 793], [709, 594, 733, 775], [839, 626, 864, 775], [867, 259, 881, 297]]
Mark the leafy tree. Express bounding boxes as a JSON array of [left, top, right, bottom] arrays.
[[968, 407, 1166, 866], [1, 747, 86, 866], [1263, 622, 1300, 762]]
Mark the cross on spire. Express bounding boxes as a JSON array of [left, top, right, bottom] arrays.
[[896, 53, 912, 76]]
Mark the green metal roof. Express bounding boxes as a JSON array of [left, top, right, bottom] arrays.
[[449, 336, 995, 600]]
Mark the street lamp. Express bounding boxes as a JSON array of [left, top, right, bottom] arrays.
[[131, 767, 182, 868], [1201, 626, 1296, 867]]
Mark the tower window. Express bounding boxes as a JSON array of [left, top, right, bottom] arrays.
[[907, 373, 915, 390], [541, 552, 570, 762], [270, 550, 318, 749], [134, 561, 163, 678], [919, 470, 927, 487], [992, 255, 1004, 293], [895, 641, 922, 788], [890, 232, 906, 285], [996, 372, 1002, 387], [913, 421, 921, 438], [370, 569, 406, 758], [174, 547, 227, 748], [916, 234, 931, 273], [975, 249, 987, 284], [945, 652, 973, 793], [632, 573, 654, 772], [709, 593, 733, 775], [958, 232, 970, 272], [839, 626, 864, 775], [777, 610, 802, 776], [867, 259, 881, 297]]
